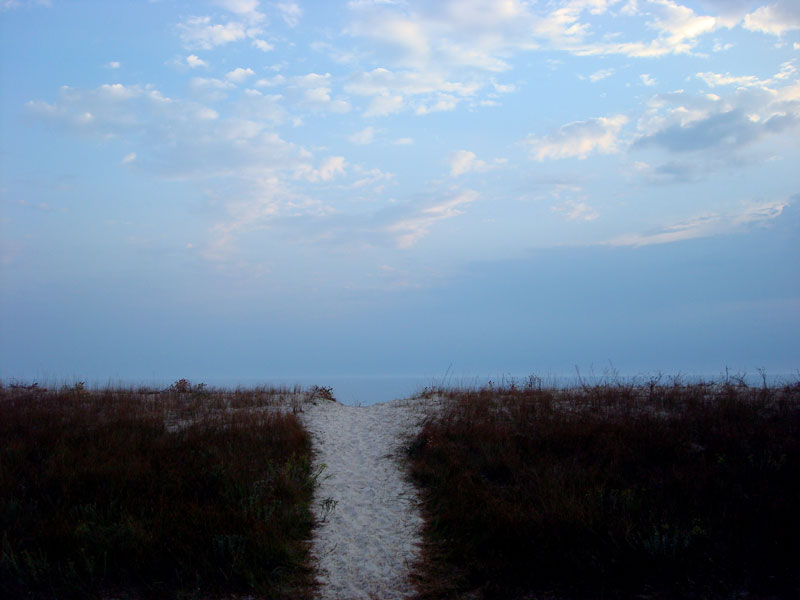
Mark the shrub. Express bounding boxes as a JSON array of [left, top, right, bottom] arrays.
[[408, 378, 800, 599], [0, 384, 316, 599]]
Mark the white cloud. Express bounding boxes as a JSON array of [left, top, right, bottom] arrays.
[[1, 0, 50, 11], [448, 149, 506, 176], [107, 61, 121, 69], [286, 73, 351, 113], [394, 137, 414, 145], [345, 0, 546, 74], [304, 156, 347, 182], [121, 152, 136, 164], [252, 39, 273, 51], [551, 199, 599, 221], [255, 74, 286, 87], [640, 73, 657, 86], [345, 67, 482, 116], [364, 93, 404, 117], [276, 1, 303, 27], [178, 16, 247, 49], [696, 71, 767, 88], [552, 0, 718, 58], [189, 77, 235, 101], [588, 68, 614, 82], [744, 1, 800, 36], [349, 126, 375, 144], [226, 67, 255, 83], [415, 94, 459, 114], [605, 200, 788, 246], [386, 190, 477, 248], [346, 67, 481, 98], [186, 54, 208, 68], [525, 115, 628, 160]]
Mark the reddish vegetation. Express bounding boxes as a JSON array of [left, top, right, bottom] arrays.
[[0, 382, 316, 599], [408, 376, 800, 599]]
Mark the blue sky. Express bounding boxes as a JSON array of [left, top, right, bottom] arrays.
[[1, 0, 798, 384]]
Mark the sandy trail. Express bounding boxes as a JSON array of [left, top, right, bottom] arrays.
[[300, 397, 432, 600]]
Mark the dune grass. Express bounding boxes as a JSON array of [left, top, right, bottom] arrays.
[[0, 380, 317, 599], [408, 375, 800, 599]]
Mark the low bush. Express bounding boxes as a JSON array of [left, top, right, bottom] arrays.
[[408, 377, 800, 599], [0, 383, 316, 599]]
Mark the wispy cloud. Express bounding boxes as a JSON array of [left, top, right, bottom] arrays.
[[524, 115, 628, 160], [276, 1, 303, 27], [447, 150, 506, 176], [349, 126, 375, 145], [386, 190, 477, 248], [551, 199, 599, 221], [177, 16, 248, 49], [605, 199, 788, 246], [744, 1, 800, 36]]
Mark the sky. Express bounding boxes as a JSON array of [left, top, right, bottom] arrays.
[[1, 0, 798, 385]]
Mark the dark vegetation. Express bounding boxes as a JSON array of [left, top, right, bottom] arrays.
[[0, 380, 317, 599], [408, 374, 800, 599]]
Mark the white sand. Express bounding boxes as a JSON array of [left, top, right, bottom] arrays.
[[300, 397, 435, 600]]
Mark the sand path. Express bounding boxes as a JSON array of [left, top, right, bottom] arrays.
[[300, 397, 432, 600]]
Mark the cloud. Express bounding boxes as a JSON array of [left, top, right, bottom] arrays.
[[186, 54, 208, 68], [364, 93, 404, 117], [386, 190, 477, 248], [551, 199, 599, 221], [286, 73, 351, 113], [234, 89, 286, 124], [696, 71, 768, 88], [447, 149, 506, 176], [635, 108, 797, 153], [226, 67, 255, 83], [252, 39, 273, 51], [121, 152, 137, 165], [304, 156, 347, 182], [524, 115, 628, 160], [605, 200, 788, 246], [106, 61, 121, 69], [189, 76, 235, 101], [1, 0, 50, 11], [25, 82, 309, 182], [276, 1, 303, 27], [415, 94, 459, 114], [349, 126, 375, 144], [744, 1, 800, 36], [345, 67, 482, 116], [177, 16, 247, 49], [532, 0, 718, 58], [342, 0, 538, 109], [346, 67, 481, 97], [587, 68, 614, 82], [394, 137, 414, 145], [632, 78, 800, 183], [640, 73, 657, 86]]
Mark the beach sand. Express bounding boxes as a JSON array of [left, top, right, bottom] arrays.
[[300, 397, 435, 599]]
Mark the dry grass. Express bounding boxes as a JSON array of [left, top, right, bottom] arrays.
[[0, 380, 318, 599], [408, 375, 800, 599]]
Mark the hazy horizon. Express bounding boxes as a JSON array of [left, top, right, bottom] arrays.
[[2, 0, 798, 383]]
